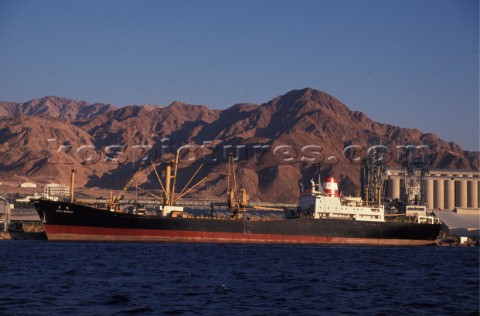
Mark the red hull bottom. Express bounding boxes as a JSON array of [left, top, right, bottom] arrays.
[[45, 225, 435, 246]]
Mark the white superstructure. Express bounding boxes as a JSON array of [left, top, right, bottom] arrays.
[[299, 177, 385, 222]]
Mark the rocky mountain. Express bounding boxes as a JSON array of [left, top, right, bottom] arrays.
[[0, 96, 116, 120], [0, 88, 478, 203]]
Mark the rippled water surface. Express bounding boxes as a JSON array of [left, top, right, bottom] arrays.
[[0, 241, 478, 315]]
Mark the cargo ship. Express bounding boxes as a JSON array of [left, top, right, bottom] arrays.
[[32, 154, 441, 245]]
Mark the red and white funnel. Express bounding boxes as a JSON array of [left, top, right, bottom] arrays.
[[323, 177, 339, 197]]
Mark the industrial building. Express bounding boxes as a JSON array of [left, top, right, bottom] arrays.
[[385, 169, 479, 210]]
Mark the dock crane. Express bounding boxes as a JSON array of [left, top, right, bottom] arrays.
[[360, 147, 386, 207], [399, 147, 432, 206]]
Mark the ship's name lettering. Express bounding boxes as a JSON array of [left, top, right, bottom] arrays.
[[56, 208, 74, 214]]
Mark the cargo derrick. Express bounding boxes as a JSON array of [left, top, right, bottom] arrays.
[[106, 150, 206, 216], [109, 163, 145, 210], [227, 152, 248, 219], [152, 150, 207, 216]]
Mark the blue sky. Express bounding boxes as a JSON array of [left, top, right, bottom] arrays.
[[0, 0, 478, 151]]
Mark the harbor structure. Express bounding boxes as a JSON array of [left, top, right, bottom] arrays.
[[386, 169, 479, 210]]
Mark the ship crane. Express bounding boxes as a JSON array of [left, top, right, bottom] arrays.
[[227, 152, 248, 219], [151, 149, 207, 208], [109, 162, 146, 209]]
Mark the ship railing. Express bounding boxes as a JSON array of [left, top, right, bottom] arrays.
[[70, 197, 297, 209]]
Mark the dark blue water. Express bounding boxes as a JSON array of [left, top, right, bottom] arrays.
[[0, 242, 478, 315]]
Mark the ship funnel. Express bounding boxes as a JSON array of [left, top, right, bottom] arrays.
[[323, 177, 339, 197]]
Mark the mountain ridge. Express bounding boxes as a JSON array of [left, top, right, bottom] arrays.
[[0, 88, 477, 203], [0, 96, 117, 120]]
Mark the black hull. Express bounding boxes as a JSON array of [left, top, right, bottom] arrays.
[[33, 200, 441, 245]]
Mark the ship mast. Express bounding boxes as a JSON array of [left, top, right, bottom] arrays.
[[106, 148, 207, 212], [156, 150, 206, 207], [69, 168, 76, 203], [164, 156, 175, 206], [227, 152, 237, 209]]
